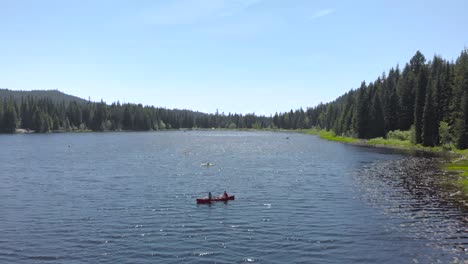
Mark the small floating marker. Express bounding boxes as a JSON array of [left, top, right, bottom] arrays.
[[197, 252, 212, 256]]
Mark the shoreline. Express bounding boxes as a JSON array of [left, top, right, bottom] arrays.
[[8, 127, 301, 135], [301, 128, 468, 199]]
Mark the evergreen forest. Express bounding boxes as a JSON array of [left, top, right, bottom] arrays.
[[1, 49, 467, 149], [273, 49, 468, 149], [0, 89, 273, 133]]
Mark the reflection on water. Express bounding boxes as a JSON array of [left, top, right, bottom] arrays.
[[354, 157, 468, 262]]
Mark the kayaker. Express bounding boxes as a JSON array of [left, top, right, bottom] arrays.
[[208, 192, 212, 200], [223, 191, 228, 198]]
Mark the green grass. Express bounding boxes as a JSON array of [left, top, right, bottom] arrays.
[[319, 131, 358, 143], [453, 148, 468, 156], [366, 137, 450, 154], [302, 129, 358, 143], [367, 137, 413, 148], [445, 162, 468, 176], [454, 168, 468, 194], [444, 161, 468, 193]]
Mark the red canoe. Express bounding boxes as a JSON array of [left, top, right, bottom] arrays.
[[196, 195, 235, 204]]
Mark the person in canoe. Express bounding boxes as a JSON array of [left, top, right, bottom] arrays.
[[196, 192, 234, 203]]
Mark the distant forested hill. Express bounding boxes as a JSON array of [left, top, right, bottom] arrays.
[[0, 89, 272, 133], [0, 89, 87, 104]]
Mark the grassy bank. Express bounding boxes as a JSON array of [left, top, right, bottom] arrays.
[[302, 128, 468, 195], [363, 138, 468, 194], [445, 162, 468, 191], [303, 128, 359, 143], [443, 150, 468, 193]]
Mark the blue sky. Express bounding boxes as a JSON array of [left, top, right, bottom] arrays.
[[1, 0, 468, 115]]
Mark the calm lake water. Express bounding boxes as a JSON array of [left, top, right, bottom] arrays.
[[0, 131, 466, 263]]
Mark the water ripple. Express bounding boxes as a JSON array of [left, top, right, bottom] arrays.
[[0, 132, 467, 263], [354, 157, 468, 259]]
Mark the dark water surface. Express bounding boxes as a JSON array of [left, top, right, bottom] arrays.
[[0, 131, 466, 263]]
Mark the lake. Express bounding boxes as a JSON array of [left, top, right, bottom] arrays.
[[0, 131, 466, 263]]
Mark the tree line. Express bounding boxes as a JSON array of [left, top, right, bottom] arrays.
[[0, 95, 273, 133], [272, 49, 468, 149], [1, 49, 467, 149]]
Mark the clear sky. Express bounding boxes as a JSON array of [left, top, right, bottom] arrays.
[[1, 0, 468, 115]]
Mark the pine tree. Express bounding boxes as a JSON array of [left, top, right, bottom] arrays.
[[20, 98, 33, 129], [3, 103, 17, 133], [456, 90, 468, 149], [426, 56, 447, 145], [441, 63, 454, 122], [0, 100, 3, 132], [273, 113, 279, 128], [369, 93, 385, 138], [453, 50, 468, 148], [422, 85, 437, 146], [383, 67, 400, 133], [397, 64, 416, 130], [123, 106, 133, 130], [414, 64, 428, 144], [91, 101, 108, 131], [355, 82, 369, 138], [337, 92, 355, 135], [33, 110, 44, 132]]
